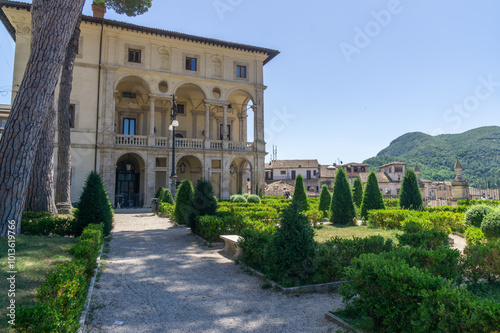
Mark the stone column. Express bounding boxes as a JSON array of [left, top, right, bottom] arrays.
[[102, 66, 117, 145], [254, 89, 265, 151], [240, 109, 248, 142], [204, 103, 210, 140], [145, 153, 156, 207], [161, 111, 166, 137], [223, 105, 228, 140], [191, 111, 198, 139], [148, 97, 156, 146]]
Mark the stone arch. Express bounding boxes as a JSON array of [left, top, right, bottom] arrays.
[[228, 156, 253, 195], [175, 154, 203, 187], [227, 89, 256, 142], [115, 152, 146, 208]]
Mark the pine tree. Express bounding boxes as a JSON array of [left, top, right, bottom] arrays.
[[154, 187, 164, 199], [174, 179, 194, 225], [399, 169, 423, 210], [292, 174, 309, 211], [318, 185, 331, 215], [265, 202, 316, 286], [352, 176, 364, 207], [360, 171, 385, 220], [190, 179, 217, 233], [74, 171, 113, 236], [330, 168, 356, 225]]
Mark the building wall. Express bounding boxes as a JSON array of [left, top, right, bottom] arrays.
[[4, 7, 271, 205]]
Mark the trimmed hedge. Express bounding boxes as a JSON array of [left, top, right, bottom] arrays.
[[239, 228, 273, 271], [21, 214, 74, 236], [159, 202, 174, 218], [314, 236, 393, 283], [464, 226, 485, 246], [458, 199, 500, 207], [340, 254, 446, 332], [461, 240, 500, 284], [16, 223, 103, 332], [481, 208, 500, 240], [368, 209, 465, 233], [174, 179, 194, 225]]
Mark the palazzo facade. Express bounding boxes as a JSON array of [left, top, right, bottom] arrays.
[[0, 2, 278, 206]]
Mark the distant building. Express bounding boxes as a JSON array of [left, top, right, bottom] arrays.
[[264, 159, 338, 195]]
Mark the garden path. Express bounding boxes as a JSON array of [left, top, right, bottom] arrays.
[[84, 210, 343, 333]]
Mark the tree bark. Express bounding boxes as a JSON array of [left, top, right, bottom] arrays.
[[25, 97, 57, 214], [55, 16, 82, 207], [0, 0, 85, 237]]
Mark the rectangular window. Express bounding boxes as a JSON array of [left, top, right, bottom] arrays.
[[291, 170, 296, 179], [219, 124, 231, 140], [69, 104, 75, 128], [176, 104, 185, 115], [128, 49, 141, 63], [236, 65, 246, 78], [185, 57, 197, 71], [123, 118, 136, 135], [395, 167, 403, 173], [280, 170, 286, 175], [307, 170, 312, 179]]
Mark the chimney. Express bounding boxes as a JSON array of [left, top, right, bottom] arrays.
[[91, 3, 106, 18]]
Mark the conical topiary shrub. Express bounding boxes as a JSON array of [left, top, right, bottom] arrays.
[[154, 187, 164, 199], [74, 171, 113, 236], [360, 171, 385, 220], [292, 174, 309, 211], [174, 179, 194, 225], [265, 202, 316, 287], [399, 169, 423, 210], [190, 179, 217, 233], [161, 188, 174, 205], [318, 185, 331, 215], [352, 176, 363, 208], [330, 168, 356, 225]]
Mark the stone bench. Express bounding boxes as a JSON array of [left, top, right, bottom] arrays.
[[220, 235, 244, 259]]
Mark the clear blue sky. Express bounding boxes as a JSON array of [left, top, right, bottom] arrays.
[[1, 0, 499, 165]]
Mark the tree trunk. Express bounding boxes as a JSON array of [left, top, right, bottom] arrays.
[[0, 0, 85, 237], [26, 98, 57, 214], [55, 16, 82, 208]]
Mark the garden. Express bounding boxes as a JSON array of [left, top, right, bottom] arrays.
[[158, 168, 500, 332], [0, 171, 114, 332]]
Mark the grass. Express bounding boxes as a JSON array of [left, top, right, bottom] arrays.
[[0, 235, 77, 330], [314, 224, 402, 243]]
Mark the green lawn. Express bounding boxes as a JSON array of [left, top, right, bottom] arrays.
[[0, 235, 77, 330], [314, 224, 402, 243]]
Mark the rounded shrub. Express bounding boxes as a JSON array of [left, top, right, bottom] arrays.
[[242, 193, 251, 199], [465, 204, 494, 228], [230, 194, 247, 203], [173, 179, 194, 225], [74, 171, 113, 236], [247, 194, 261, 204], [481, 209, 500, 240]]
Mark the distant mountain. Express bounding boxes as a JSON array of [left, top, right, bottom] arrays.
[[363, 126, 500, 189]]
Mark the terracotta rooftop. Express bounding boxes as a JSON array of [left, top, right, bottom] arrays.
[[358, 172, 392, 184], [319, 165, 336, 178], [267, 159, 320, 169], [379, 161, 407, 168], [0, 1, 279, 65]]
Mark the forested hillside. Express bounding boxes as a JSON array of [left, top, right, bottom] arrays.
[[364, 126, 500, 189]]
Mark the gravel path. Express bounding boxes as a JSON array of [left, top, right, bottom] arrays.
[[84, 211, 343, 333]]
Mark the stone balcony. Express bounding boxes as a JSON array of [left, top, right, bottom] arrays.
[[114, 134, 256, 151]]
